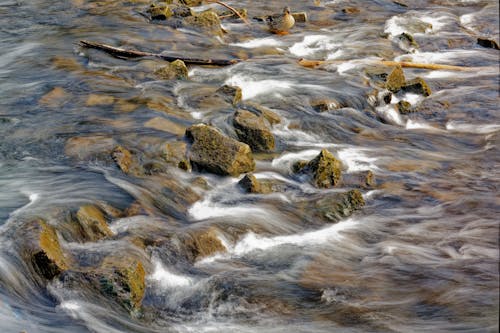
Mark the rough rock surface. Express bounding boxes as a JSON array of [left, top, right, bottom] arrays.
[[238, 173, 272, 194], [75, 205, 114, 241], [385, 65, 406, 93], [402, 77, 432, 96], [154, 60, 188, 80], [233, 109, 275, 153], [295, 149, 342, 188]]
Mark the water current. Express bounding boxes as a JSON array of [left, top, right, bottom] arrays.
[[0, 0, 499, 332]]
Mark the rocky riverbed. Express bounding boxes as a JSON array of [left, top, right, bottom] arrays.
[[0, 0, 499, 332]]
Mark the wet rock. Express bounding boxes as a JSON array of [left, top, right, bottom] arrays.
[[477, 37, 499, 50], [183, 10, 224, 37], [161, 141, 189, 168], [233, 109, 275, 153], [144, 116, 186, 136], [39, 87, 70, 108], [238, 173, 272, 194], [112, 146, 134, 174], [19, 219, 70, 280], [291, 12, 308, 22], [313, 189, 365, 222], [342, 171, 375, 189], [385, 65, 406, 93], [215, 85, 242, 105], [154, 59, 188, 80], [75, 205, 114, 241], [147, 3, 192, 20], [183, 227, 226, 261], [402, 77, 431, 96], [342, 7, 360, 14], [179, 0, 202, 6], [242, 102, 281, 125], [397, 32, 419, 49], [396, 100, 412, 114], [85, 94, 115, 107], [65, 136, 117, 161], [295, 149, 342, 188], [310, 98, 343, 112], [185, 124, 255, 176]]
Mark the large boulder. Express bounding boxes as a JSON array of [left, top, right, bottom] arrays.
[[18, 219, 70, 280], [233, 109, 275, 153], [295, 149, 342, 188], [185, 124, 255, 176], [183, 10, 224, 37]]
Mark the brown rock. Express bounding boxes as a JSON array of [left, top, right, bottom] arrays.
[[184, 227, 226, 261], [39, 87, 70, 108], [85, 94, 115, 106], [238, 173, 272, 194], [144, 117, 186, 136], [154, 59, 188, 80], [112, 146, 133, 174], [233, 109, 275, 153], [311, 98, 343, 112], [342, 171, 376, 189], [65, 136, 116, 160], [186, 124, 255, 176], [75, 205, 114, 241], [215, 85, 242, 105], [296, 149, 342, 188], [385, 65, 406, 93], [183, 10, 224, 37], [402, 77, 431, 96]]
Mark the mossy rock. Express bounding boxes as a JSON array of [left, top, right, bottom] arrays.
[[402, 77, 431, 96], [186, 124, 255, 176], [216, 85, 242, 105], [20, 219, 70, 280], [314, 190, 365, 222], [310, 98, 343, 112], [147, 3, 192, 20], [183, 227, 226, 261], [398, 32, 419, 49], [154, 59, 188, 80], [385, 65, 406, 93], [396, 100, 412, 114], [75, 205, 114, 241], [296, 149, 342, 188], [183, 10, 224, 37], [112, 146, 134, 174], [238, 173, 272, 194], [233, 109, 275, 153]]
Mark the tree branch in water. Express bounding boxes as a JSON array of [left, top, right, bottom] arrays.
[[79, 40, 239, 66]]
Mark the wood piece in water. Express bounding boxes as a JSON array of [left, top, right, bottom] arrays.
[[79, 40, 240, 66]]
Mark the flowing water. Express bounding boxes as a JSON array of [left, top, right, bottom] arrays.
[[0, 0, 499, 332]]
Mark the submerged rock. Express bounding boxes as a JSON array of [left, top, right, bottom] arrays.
[[19, 219, 70, 280], [65, 136, 116, 161], [313, 190, 365, 222], [185, 124, 255, 176], [215, 85, 242, 105], [402, 77, 431, 96], [385, 65, 406, 93], [233, 109, 275, 153], [342, 171, 376, 189], [183, 10, 224, 37], [75, 205, 114, 241], [295, 149, 342, 188], [183, 227, 226, 261], [154, 59, 188, 80], [147, 3, 192, 20], [112, 146, 135, 174]]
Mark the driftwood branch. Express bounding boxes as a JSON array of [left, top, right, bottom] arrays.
[[79, 40, 239, 66], [208, 0, 250, 25], [298, 58, 475, 71]]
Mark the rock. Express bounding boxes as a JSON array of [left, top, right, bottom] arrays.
[[112, 146, 134, 174], [161, 141, 189, 168], [385, 65, 406, 93], [185, 124, 255, 176], [242, 102, 281, 125], [19, 219, 69, 280], [154, 59, 188, 80], [397, 32, 419, 49], [296, 149, 342, 188], [65, 136, 116, 160], [147, 3, 192, 20], [179, 0, 202, 6], [39, 87, 70, 108], [144, 116, 186, 136], [342, 7, 360, 14], [402, 77, 431, 96], [215, 85, 242, 105], [75, 205, 114, 241], [291, 12, 307, 22], [183, 10, 224, 37], [183, 227, 226, 261], [233, 109, 275, 153], [477, 37, 499, 50], [310, 98, 343, 112], [85, 94, 115, 106], [342, 171, 375, 189], [396, 100, 412, 114], [238, 173, 272, 194], [313, 190, 365, 222]]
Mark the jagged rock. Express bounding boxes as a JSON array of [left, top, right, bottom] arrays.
[[215, 85, 242, 105], [112, 146, 134, 174], [402, 77, 431, 96], [185, 124, 255, 176], [342, 171, 375, 189], [19, 219, 70, 280], [179, 0, 202, 6], [183, 10, 224, 37], [183, 227, 226, 261], [233, 109, 275, 153], [238, 173, 272, 194], [295, 149, 342, 188], [477, 37, 499, 50], [75, 205, 114, 241], [385, 65, 406, 93], [396, 100, 412, 114], [313, 190, 365, 222], [154, 59, 188, 80]]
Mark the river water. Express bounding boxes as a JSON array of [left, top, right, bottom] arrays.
[[0, 0, 499, 332]]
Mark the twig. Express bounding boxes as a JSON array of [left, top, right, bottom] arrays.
[[79, 40, 239, 66], [207, 0, 250, 25], [298, 58, 475, 71]]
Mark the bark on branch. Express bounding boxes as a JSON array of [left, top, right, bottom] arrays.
[[208, 0, 250, 25], [79, 40, 239, 66]]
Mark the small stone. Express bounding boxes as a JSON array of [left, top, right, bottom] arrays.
[[291, 12, 308, 22], [186, 124, 255, 176], [307, 149, 342, 188], [238, 173, 272, 194], [314, 189, 365, 222], [65, 136, 116, 160], [215, 85, 242, 105], [396, 100, 412, 114], [183, 10, 224, 37], [233, 109, 275, 153], [183, 227, 226, 261], [154, 59, 188, 80], [342, 171, 376, 189], [311, 98, 343, 112], [112, 146, 133, 174], [385, 65, 406, 93], [39, 87, 70, 108], [342, 7, 360, 14], [402, 77, 431, 96]]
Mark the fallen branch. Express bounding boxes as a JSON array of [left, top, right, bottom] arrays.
[[208, 0, 250, 25], [79, 40, 239, 66], [298, 58, 475, 71]]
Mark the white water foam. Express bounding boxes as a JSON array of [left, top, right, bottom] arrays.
[[446, 121, 500, 134], [395, 50, 479, 64], [231, 37, 284, 49], [224, 74, 293, 100], [405, 119, 437, 131], [189, 197, 271, 221], [289, 35, 340, 57], [376, 104, 404, 126], [149, 259, 194, 289], [337, 147, 380, 172]]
